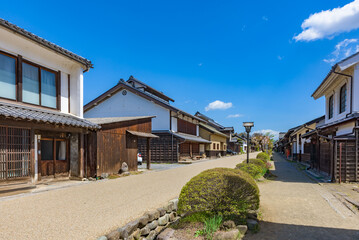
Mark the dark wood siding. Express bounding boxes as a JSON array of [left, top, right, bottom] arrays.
[[334, 140, 358, 182], [177, 119, 196, 135], [86, 119, 152, 177], [319, 142, 331, 175], [138, 132, 179, 163]]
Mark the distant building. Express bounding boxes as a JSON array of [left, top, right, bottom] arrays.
[[84, 76, 210, 162]]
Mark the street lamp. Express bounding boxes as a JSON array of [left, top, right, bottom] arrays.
[[243, 122, 254, 163]]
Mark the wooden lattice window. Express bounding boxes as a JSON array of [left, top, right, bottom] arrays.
[[0, 126, 31, 180]]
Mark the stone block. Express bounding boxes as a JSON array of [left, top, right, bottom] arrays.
[[237, 225, 248, 236], [147, 220, 158, 230], [97, 236, 108, 240], [168, 212, 176, 222], [158, 214, 169, 226], [165, 202, 174, 213], [125, 220, 139, 236], [213, 229, 240, 240], [106, 230, 120, 240], [157, 207, 166, 216], [147, 210, 160, 222], [147, 230, 156, 240], [246, 219, 259, 231], [169, 199, 179, 211], [138, 215, 150, 228], [157, 228, 175, 240], [140, 226, 150, 236]]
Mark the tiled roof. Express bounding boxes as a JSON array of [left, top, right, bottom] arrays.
[[0, 102, 99, 129], [84, 80, 205, 122], [0, 18, 93, 69], [172, 132, 212, 143], [199, 122, 229, 138]]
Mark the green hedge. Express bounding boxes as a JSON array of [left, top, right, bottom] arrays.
[[235, 163, 263, 179], [256, 152, 270, 162], [248, 159, 267, 169], [178, 168, 259, 218]]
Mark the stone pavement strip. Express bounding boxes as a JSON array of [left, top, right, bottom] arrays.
[[245, 153, 359, 240], [0, 153, 257, 240]]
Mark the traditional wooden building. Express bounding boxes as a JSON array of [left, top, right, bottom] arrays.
[[198, 122, 229, 158], [194, 112, 238, 153], [305, 51, 359, 182], [84, 76, 210, 162], [0, 18, 98, 186], [85, 116, 158, 177], [289, 116, 325, 163]]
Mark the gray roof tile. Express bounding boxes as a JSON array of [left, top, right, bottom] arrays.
[[0, 102, 99, 129]]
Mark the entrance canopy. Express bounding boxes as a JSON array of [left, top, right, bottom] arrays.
[[127, 130, 158, 138]]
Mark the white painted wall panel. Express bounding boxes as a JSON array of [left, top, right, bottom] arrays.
[[84, 90, 170, 130], [0, 27, 85, 117]]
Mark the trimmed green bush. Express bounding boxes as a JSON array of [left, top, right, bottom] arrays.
[[178, 168, 259, 218], [235, 163, 263, 179], [248, 159, 267, 169], [257, 152, 270, 162]]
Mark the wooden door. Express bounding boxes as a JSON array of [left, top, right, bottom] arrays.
[[40, 138, 69, 177]]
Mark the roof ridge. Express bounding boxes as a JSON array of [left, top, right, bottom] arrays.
[[0, 18, 92, 68]]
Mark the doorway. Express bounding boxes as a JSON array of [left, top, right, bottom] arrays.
[[40, 138, 69, 177]]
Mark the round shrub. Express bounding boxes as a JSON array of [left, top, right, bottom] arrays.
[[178, 168, 259, 218], [257, 152, 270, 162], [248, 159, 267, 169], [235, 163, 263, 179]]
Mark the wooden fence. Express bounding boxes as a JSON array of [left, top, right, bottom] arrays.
[[334, 140, 359, 182]]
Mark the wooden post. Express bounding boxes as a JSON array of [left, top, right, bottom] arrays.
[[30, 129, 35, 183], [356, 128, 358, 181], [147, 138, 151, 170], [79, 133, 84, 178], [190, 143, 193, 158]]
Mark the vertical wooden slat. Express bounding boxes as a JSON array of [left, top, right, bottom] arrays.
[[79, 133, 84, 178], [334, 140, 337, 182], [147, 138, 151, 170]]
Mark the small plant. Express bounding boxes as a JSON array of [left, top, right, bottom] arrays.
[[195, 215, 223, 240]]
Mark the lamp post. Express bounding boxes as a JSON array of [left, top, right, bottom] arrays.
[[243, 122, 254, 163]]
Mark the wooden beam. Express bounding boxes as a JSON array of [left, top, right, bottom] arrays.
[[30, 129, 35, 183], [147, 138, 151, 170], [79, 133, 84, 178]]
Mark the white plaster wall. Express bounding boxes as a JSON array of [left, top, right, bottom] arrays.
[[171, 117, 178, 132], [84, 89, 170, 131], [352, 64, 359, 113], [325, 77, 351, 124], [0, 27, 85, 117]]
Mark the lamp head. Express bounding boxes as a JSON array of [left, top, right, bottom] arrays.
[[243, 122, 254, 133]]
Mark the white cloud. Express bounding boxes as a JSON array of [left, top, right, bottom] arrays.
[[262, 16, 268, 21], [254, 129, 280, 140], [226, 114, 243, 118], [198, 63, 203, 67], [324, 38, 359, 64], [205, 100, 233, 111], [277, 55, 283, 60], [294, 0, 359, 41]]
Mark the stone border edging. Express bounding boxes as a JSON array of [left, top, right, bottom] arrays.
[[97, 198, 180, 240]]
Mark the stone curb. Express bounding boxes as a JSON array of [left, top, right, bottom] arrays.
[[97, 198, 179, 240]]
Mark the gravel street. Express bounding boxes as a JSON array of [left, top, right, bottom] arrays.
[[0, 153, 256, 240], [245, 153, 359, 240]]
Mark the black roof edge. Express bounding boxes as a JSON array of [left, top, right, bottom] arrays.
[[0, 18, 93, 69]]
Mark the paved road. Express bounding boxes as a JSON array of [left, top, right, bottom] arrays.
[[245, 153, 359, 240], [0, 153, 257, 240]]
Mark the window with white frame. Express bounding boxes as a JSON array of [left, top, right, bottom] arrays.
[[339, 84, 347, 114]]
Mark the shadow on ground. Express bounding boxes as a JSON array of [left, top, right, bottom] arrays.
[[268, 152, 317, 184], [244, 221, 359, 240]]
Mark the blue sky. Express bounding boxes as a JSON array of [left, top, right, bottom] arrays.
[[2, 0, 359, 137]]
